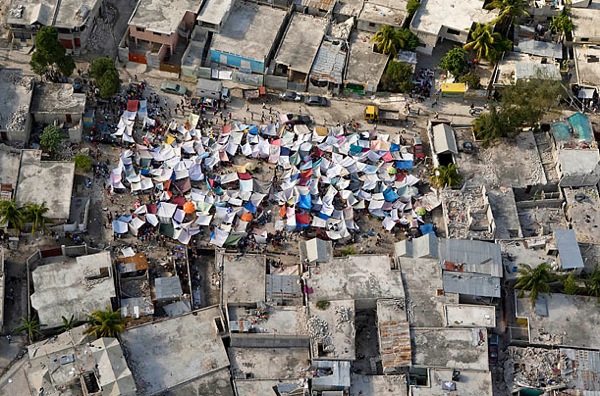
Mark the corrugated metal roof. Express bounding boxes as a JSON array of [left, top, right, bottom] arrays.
[[554, 229, 585, 270], [154, 276, 183, 300], [440, 239, 503, 277], [443, 272, 501, 298], [515, 39, 562, 60], [432, 123, 458, 154], [310, 39, 348, 84]]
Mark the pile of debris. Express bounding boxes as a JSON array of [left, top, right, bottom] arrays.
[[508, 347, 570, 390]]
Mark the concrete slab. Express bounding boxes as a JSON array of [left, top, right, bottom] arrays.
[[228, 347, 310, 380], [220, 253, 266, 304]]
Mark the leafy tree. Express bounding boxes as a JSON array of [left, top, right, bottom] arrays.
[[15, 316, 46, 343], [500, 78, 562, 127], [439, 47, 469, 77], [407, 0, 421, 16], [550, 11, 574, 39], [30, 26, 75, 77], [90, 57, 120, 99], [0, 199, 24, 234], [563, 273, 579, 295], [396, 28, 420, 52], [73, 153, 93, 172], [381, 61, 414, 93], [84, 307, 127, 338], [515, 263, 554, 307], [430, 164, 463, 189], [458, 72, 481, 89], [584, 265, 600, 300], [23, 202, 50, 234], [40, 124, 64, 154], [372, 25, 401, 57], [486, 0, 530, 32], [472, 105, 516, 144]]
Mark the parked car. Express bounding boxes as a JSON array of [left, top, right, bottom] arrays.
[[284, 114, 312, 126], [412, 136, 425, 160], [280, 91, 303, 102], [489, 334, 499, 365], [160, 81, 187, 96], [305, 95, 328, 106]]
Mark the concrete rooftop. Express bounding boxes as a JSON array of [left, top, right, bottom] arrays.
[[0, 69, 33, 137], [234, 379, 304, 396], [53, 0, 102, 28], [121, 307, 229, 395], [444, 304, 496, 328], [228, 347, 310, 380], [359, 1, 407, 26], [345, 31, 389, 87], [30, 251, 116, 328], [173, 367, 235, 396], [275, 14, 327, 74], [0, 145, 22, 189], [210, 2, 287, 61], [412, 328, 489, 371], [220, 253, 266, 304], [228, 305, 309, 336], [574, 45, 600, 88], [571, 3, 600, 41], [516, 293, 600, 349], [498, 237, 556, 280], [197, 0, 233, 25], [556, 148, 600, 178], [306, 255, 405, 302], [411, 0, 497, 37], [564, 187, 600, 245], [6, 0, 56, 26], [128, 0, 201, 34], [15, 150, 75, 220], [350, 374, 408, 396], [30, 83, 86, 115], [308, 299, 356, 360], [411, 368, 493, 396]]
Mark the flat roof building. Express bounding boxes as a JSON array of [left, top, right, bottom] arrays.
[[443, 304, 496, 328], [564, 187, 600, 245], [0, 68, 34, 143], [30, 83, 86, 125], [308, 299, 356, 360], [228, 347, 310, 380], [210, 2, 288, 74], [571, 3, 600, 44], [357, 0, 408, 33], [274, 14, 327, 88], [410, 368, 493, 396], [220, 253, 266, 304], [574, 45, 600, 90], [410, 0, 497, 55], [515, 293, 600, 349], [196, 0, 234, 33], [30, 251, 116, 328], [128, 0, 201, 35], [121, 307, 229, 395], [15, 150, 75, 220], [377, 299, 411, 373], [350, 374, 408, 396], [412, 328, 489, 371], [344, 31, 389, 94]]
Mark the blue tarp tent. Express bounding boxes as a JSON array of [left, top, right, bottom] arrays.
[[298, 194, 312, 210], [383, 188, 399, 202]]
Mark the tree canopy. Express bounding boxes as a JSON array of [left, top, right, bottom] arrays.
[[371, 25, 419, 58], [30, 26, 75, 77], [0, 199, 24, 234], [40, 124, 64, 154], [515, 263, 554, 307], [380, 61, 414, 93], [90, 57, 120, 99], [486, 0, 530, 31], [464, 23, 512, 63], [84, 308, 127, 338], [23, 202, 50, 234], [439, 47, 469, 77], [73, 153, 93, 172], [430, 164, 463, 189]]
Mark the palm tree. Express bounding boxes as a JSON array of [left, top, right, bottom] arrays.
[[550, 11, 574, 42], [0, 199, 24, 235], [61, 314, 79, 331], [486, 0, 530, 33], [23, 202, 50, 235], [84, 307, 127, 338], [14, 316, 46, 343], [464, 23, 503, 62], [515, 263, 554, 307], [371, 25, 401, 58], [430, 164, 463, 189], [584, 265, 600, 300]]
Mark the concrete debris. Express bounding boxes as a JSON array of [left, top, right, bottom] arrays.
[[507, 347, 571, 390], [7, 106, 28, 131], [335, 306, 352, 324], [307, 316, 329, 339]]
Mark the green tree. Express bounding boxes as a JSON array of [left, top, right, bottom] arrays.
[[407, 0, 421, 16], [458, 72, 481, 89], [486, 0, 530, 32], [0, 199, 24, 234], [472, 106, 516, 144], [515, 263, 554, 307], [73, 153, 93, 172], [439, 47, 469, 77], [550, 11, 574, 40], [84, 308, 127, 338], [61, 315, 83, 331], [381, 61, 414, 93], [23, 202, 50, 234], [500, 78, 562, 127], [30, 26, 75, 77], [371, 25, 402, 57], [396, 28, 420, 52], [464, 23, 512, 63], [40, 124, 64, 154], [90, 58, 120, 99], [14, 316, 46, 343], [563, 273, 579, 295], [584, 266, 600, 300], [430, 164, 463, 189]]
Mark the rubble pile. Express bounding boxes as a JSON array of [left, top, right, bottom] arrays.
[[307, 316, 329, 340], [508, 347, 571, 390]]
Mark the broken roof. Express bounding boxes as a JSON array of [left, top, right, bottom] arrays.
[[377, 299, 411, 371], [411, 368, 493, 396], [15, 150, 75, 220], [308, 299, 356, 360], [121, 307, 229, 395], [275, 14, 327, 74], [128, 0, 201, 34], [350, 374, 408, 396], [563, 187, 600, 245], [553, 229, 585, 270], [6, 0, 56, 26], [30, 83, 86, 115], [310, 38, 348, 85], [307, 255, 405, 302], [31, 251, 116, 328], [412, 328, 489, 371], [0, 69, 33, 139]]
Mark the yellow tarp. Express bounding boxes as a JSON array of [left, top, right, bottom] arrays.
[[441, 83, 467, 93], [315, 126, 328, 136], [165, 135, 176, 145]]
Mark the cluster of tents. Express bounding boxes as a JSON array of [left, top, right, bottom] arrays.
[[108, 102, 440, 246]]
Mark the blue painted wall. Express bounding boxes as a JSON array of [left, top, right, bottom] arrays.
[[210, 50, 265, 74]]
